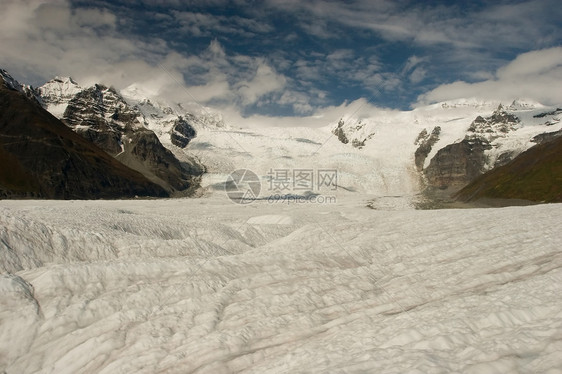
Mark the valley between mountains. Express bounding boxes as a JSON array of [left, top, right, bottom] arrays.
[[1, 68, 562, 374], [2, 68, 561, 206]]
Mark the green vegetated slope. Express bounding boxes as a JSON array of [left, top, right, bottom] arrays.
[[455, 135, 562, 203]]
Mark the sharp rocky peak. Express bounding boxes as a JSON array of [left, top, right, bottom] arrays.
[[0, 68, 43, 105], [52, 76, 79, 85], [39, 76, 83, 112], [0, 69, 21, 91], [508, 98, 544, 111]]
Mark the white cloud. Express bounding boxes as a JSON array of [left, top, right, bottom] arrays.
[[277, 89, 328, 115], [0, 1, 294, 115], [1, 0, 45, 37], [0, 0, 166, 86], [300, 19, 335, 39], [468, 70, 495, 81], [416, 47, 562, 106], [496, 48, 562, 79], [1, 1, 375, 119], [221, 97, 393, 129], [207, 39, 226, 59], [409, 68, 426, 84], [1, 0, 559, 127], [236, 62, 287, 105], [268, 0, 559, 51], [265, 0, 560, 95], [172, 10, 273, 37], [74, 8, 117, 29], [402, 55, 426, 74]]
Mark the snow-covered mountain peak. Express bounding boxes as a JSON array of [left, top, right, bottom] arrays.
[[507, 98, 545, 111], [53, 76, 78, 85], [38, 76, 83, 117], [13, 66, 561, 203], [121, 83, 191, 116], [494, 103, 504, 113], [121, 83, 159, 102], [40, 76, 82, 94], [37, 78, 150, 132], [428, 97, 500, 111], [62, 83, 147, 132], [121, 86, 227, 134]]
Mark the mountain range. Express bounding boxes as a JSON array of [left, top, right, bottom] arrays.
[[1, 67, 561, 206], [0, 69, 207, 198], [332, 99, 562, 206], [0, 71, 168, 199]]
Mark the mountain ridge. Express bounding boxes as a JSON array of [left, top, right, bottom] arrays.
[[0, 71, 168, 199], [454, 133, 562, 203], [3, 68, 561, 206], [36, 76, 205, 195], [332, 98, 561, 203]]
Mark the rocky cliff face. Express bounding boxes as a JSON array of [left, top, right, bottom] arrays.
[[423, 138, 492, 190], [467, 106, 520, 139], [333, 119, 349, 145], [414, 126, 441, 171], [332, 99, 561, 200], [0, 71, 167, 199], [170, 115, 197, 148], [423, 105, 524, 191], [116, 129, 193, 192], [124, 93, 226, 149], [332, 119, 374, 148], [62, 84, 133, 155], [0, 69, 43, 105], [38, 79, 203, 195]]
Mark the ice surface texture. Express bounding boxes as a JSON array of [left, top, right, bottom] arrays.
[[1, 198, 561, 373]]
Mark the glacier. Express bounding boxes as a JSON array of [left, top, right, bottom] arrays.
[[1, 197, 561, 373], [33, 73, 562, 206], [3, 71, 562, 372]]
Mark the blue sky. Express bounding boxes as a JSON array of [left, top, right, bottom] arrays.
[[1, 0, 561, 120]]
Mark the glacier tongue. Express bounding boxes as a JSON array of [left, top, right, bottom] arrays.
[[1, 198, 561, 373]]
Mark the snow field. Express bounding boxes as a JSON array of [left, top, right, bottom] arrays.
[[1, 198, 561, 373]]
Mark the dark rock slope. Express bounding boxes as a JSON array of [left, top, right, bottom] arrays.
[[423, 105, 520, 191], [58, 84, 199, 195], [423, 138, 492, 191], [414, 126, 441, 171], [0, 73, 167, 199], [170, 116, 197, 148]]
